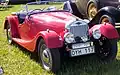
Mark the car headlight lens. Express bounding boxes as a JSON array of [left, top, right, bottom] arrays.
[[92, 29, 101, 39], [64, 32, 75, 43]]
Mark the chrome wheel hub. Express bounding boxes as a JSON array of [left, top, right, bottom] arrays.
[[41, 46, 52, 71], [8, 29, 11, 38], [42, 49, 50, 64], [7, 28, 12, 44]]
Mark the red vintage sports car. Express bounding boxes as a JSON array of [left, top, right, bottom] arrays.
[[4, 2, 119, 72]]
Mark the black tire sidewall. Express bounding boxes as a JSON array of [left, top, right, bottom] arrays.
[[108, 39, 117, 61], [38, 39, 45, 63]]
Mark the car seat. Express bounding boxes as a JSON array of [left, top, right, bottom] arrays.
[[17, 12, 27, 24]]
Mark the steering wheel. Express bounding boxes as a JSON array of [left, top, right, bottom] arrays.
[[28, 9, 42, 16]]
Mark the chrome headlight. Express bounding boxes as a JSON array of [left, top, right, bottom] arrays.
[[64, 32, 75, 43], [92, 29, 101, 39]]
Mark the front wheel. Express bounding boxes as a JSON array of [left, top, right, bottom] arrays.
[[94, 37, 118, 62], [38, 39, 60, 72]]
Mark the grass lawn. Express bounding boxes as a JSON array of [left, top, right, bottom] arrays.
[[1, 4, 120, 75]]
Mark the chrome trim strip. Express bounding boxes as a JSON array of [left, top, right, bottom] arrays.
[[115, 23, 120, 26]]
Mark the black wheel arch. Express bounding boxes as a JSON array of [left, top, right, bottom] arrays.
[[88, 6, 120, 28], [98, 6, 120, 17], [4, 16, 20, 38]]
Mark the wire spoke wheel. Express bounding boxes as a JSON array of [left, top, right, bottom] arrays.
[[98, 38, 111, 59], [95, 37, 117, 62]]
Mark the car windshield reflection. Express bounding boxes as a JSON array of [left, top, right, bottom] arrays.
[[22, 1, 64, 13]]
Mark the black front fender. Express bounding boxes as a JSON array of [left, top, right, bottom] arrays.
[[98, 6, 120, 16], [89, 6, 120, 27]]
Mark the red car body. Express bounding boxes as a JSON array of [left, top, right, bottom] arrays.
[[4, 11, 119, 51], [4, 9, 119, 72], [4, 11, 76, 51]]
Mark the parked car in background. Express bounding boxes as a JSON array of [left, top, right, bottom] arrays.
[[75, 0, 120, 20], [9, 0, 34, 4], [0, 0, 9, 8], [4, 1, 119, 72], [63, 0, 120, 26], [88, 6, 120, 26]]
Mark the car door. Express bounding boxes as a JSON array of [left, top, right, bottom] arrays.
[[18, 18, 31, 40], [26, 16, 39, 40], [26, 15, 46, 40], [76, 0, 89, 15]]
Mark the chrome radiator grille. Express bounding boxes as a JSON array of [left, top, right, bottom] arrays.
[[69, 23, 88, 37]]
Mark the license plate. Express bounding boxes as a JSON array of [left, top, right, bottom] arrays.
[[72, 42, 93, 49], [70, 46, 95, 57]]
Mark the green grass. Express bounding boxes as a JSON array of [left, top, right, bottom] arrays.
[[1, 4, 120, 75]]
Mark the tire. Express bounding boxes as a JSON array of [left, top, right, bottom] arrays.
[[6, 23, 13, 44], [37, 39, 60, 72], [99, 14, 115, 26], [87, 2, 97, 20], [94, 37, 117, 62]]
